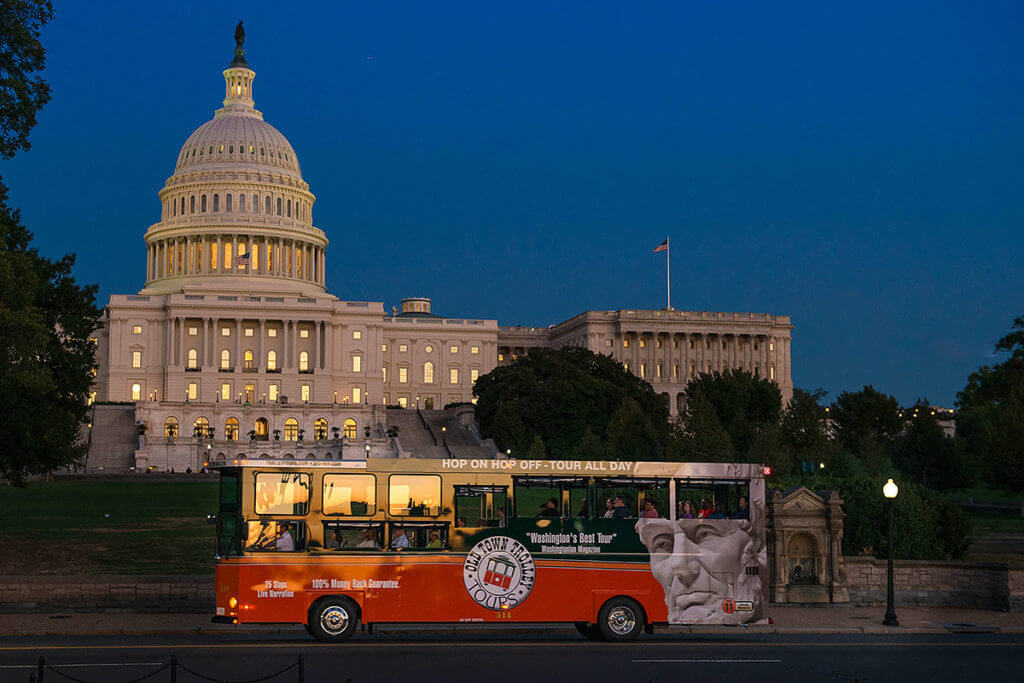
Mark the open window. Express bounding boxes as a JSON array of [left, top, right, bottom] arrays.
[[322, 521, 384, 550], [244, 520, 307, 552], [675, 478, 750, 520], [387, 522, 450, 550], [595, 477, 670, 519], [512, 476, 588, 518], [453, 484, 508, 527]]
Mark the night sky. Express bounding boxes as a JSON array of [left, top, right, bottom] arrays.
[[4, 1, 1021, 407]]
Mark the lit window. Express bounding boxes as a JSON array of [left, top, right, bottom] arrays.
[[243, 350, 254, 369], [301, 384, 310, 402], [471, 346, 479, 354], [352, 387, 362, 404], [623, 339, 630, 348], [268, 384, 278, 401], [689, 363, 695, 378], [187, 383, 197, 400], [245, 328, 254, 337], [471, 369, 479, 382], [267, 350, 277, 370], [382, 366, 388, 382], [673, 364, 679, 379], [449, 368, 459, 384], [300, 329, 309, 338], [770, 341, 775, 351], [639, 339, 646, 348], [399, 344, 408, 353], [284, 418, 299, 441], [164, 417, 178, 437], [221, 384, 231, 400], [130, 383, 141, 400], [268, 328, 277, 338], [656, 363, 662, 379], [343, 418, 358, 439], [188, 326, 198, 336], [221, 350, 231, 370], [89, 337, 98, 346], [187, 348, 198, 369], [605, 340, 612, 347], [221, 328, 230, 337], [624, 362, 629, 371], [770, 366, 776, 380], [398, 397, 408, 408], [399, 367, 408, 384], [498, 353, 504, 362], [425, 345, 433, 353], [131, 350, 142, 368], [450, 345, 458, 354], [225, 417, 239, 441], [353, 330, 362, 340], [639, 363, 646, 378], [314, 418, 328, 440], [382, 344, 387, 352], [423, 362, 434, 384], [132, 325, 143, 334], [299, 351, 309, 371], [352, 355, 362, 373]]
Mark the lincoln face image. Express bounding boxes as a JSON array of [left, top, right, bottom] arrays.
[[636, 518, 765, 623]]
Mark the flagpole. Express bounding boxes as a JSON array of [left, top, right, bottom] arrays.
[[666, 237, 671, 310]]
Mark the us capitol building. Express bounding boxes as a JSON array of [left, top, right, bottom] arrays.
[[86, 31, 793, 471]]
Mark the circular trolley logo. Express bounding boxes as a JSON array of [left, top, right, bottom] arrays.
[[463, 535, 536, 610]]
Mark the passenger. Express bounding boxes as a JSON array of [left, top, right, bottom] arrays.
[[576, 497, 589, 518], [731, 496, 750, 520], [706, 502, 726, 519], [640, 499, 660, 518], [602, 499, 615, 518], [425, 530, 443, 549], [276, 523, 296, 551], [680, 500, 695, 519], [697, 499, 712, 519], [538, 498, 560, 517], [496, 508, 507, 527], [356, 528, 377, 548], [456, 516, 467, 527], [390, 525, 410, 549], [611, 496, 631, 519], [326, 528, 344, 548]]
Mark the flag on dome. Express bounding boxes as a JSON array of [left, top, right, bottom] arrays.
[[653, 238, 668, 253], [234, 253, 250, 267]]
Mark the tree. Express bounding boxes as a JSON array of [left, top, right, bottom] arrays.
[[0, 3, 102, 486], [524, 434, 546, 460], [895, 402, 971, 491], [605, 398, 661, 461], [829, 386, 902, 460], [680, 369, 782, 461], [671, 394, 733, 462], [956, 315, 1024, 492], [473, 347, 668, 459]]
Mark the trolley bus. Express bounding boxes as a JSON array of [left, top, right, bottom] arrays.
[[211, 457, 767, 641]]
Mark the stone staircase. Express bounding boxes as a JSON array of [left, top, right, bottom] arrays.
[[384, 407, 495, 460]]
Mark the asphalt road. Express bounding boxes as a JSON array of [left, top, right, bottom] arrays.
[[0, 632, 1021, 683]]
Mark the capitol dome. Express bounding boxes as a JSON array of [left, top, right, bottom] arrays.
[[142, 28, 327, 296]]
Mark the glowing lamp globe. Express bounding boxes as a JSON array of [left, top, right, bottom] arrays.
[[883, 478, 899, 499]]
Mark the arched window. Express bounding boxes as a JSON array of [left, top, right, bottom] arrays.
[[221, 349, 231, 370], [267, 350, 277, 371], [172, 199, 176, 217], [299, 351, 309, 371], [276, 198, 282, 215], [211, 242, 218, 270], [287, 199, 292, 217], [313, 418, 328, 440], [212, 194, 219, 212], [190, 196, 195, 213], [225, 194, 232, 212], [225, 417, 239, 441], [265, 196, 271, 213], [243, 350, 254, 370], [201, 195, 207, 212], [180, 197, 185, 215], [187, 348, 198, 369], [164, 417, 179, 437], [239, 194, 245, 212], [423, 361, 434, 384], [254, 417, 269, 440], [131, 383, 141, 400], [193, 417, 209, 438], [284, 417, 299, 441], [343, 418, 357, 439]]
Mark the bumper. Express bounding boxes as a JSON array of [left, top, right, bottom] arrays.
[[211, 616, 237, 624]]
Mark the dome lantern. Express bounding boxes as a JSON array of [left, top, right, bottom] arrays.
[[222, 21, 255, 112]]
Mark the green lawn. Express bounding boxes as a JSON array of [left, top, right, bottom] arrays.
[[0, 479, 218, 575]]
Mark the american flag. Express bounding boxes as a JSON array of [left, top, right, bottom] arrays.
[[652, 238, 668, 253], [233, 253, 250, 267]]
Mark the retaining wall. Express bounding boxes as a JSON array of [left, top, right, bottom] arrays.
[[0, 575, 213, 613]]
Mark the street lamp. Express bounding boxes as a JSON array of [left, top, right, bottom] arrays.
[[882, 478, 899, 627]]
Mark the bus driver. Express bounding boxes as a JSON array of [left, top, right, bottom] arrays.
[[635, 516, 765, 624]]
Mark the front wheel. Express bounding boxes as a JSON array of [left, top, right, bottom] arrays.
[[308, 597, 360, 642], [596, 597, 645, 642]]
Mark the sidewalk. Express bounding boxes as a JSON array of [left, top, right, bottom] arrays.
[[1, 606, 1022, 637]]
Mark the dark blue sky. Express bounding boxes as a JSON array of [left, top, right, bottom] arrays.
[[4, 1, 1022, 406]]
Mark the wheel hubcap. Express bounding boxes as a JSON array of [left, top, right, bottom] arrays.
[[320, 605, 349, 635], [607, 606, 636, 635]]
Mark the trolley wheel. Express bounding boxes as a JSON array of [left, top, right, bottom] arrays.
[[308, 596, 360, 642], [574, 622, 601, 640], [596, 597, 645, 642]]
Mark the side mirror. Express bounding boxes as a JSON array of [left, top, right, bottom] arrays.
[[207, 514, 218, 524]]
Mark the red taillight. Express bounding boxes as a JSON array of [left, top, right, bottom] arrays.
[[763, 466, 772, 476]]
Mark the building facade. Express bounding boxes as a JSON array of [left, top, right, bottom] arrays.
[[88, 34, 792, 471]]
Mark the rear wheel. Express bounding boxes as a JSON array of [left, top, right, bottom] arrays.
[[574, 622, 601, 640], [596, 597, 645, 642], [308, 596, 360, 642]]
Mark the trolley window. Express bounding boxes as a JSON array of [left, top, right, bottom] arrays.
[[387, 522, 449, 550], [323, 474, 376, 516], [388, 474, 442, 516], [254, 472, 311, 516], [596, 477, 669, 519], [244, 520, 307, 552], [323, 522, 384, 550], [675, 478, 750, 520], [454, 484, 508, 527], [513, 476, 587, 518]]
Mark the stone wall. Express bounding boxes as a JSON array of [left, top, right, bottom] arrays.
[[844, 556, 1017, 611], [0, 575, 213, 613]]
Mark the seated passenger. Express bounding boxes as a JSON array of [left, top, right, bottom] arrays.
[[425, 529, 443, 549], [697, 499, 713, 519], [538, 497, 560, 517], [611, 496, 631, 519], [640, 499, 660, 518], [276, 523, 296, 551], [496, 508, 507, 527], [576, 497, 589, 518], [731, 496, 750, 520], [390, 525, 410, 549], [356, 528, 378, 548], [326, 528, 344, 548], [602, 498, 615, 518], [706, 502, 726, 519]]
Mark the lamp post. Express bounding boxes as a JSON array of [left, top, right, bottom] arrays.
[[882, 478, 899, 627]]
